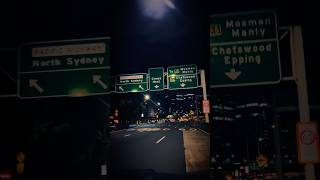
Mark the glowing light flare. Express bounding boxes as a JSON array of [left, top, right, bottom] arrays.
[[139, 0, 176, 19], [144, 94, 150, 100], [164, 0, 175, 9], [68, 88, 89, 97], [131, 89, 139, 92]]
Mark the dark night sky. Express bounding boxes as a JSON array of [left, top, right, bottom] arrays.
[[0, 0, 319, 102]]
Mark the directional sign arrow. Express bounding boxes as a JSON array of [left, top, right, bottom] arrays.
[[29, 79, 44, 93], [139, 85, 144, 90], [225, 68, 241, 80], [180, 83, 186, 87], [93, 75, 108, 89], [154, 85, 159, 89], [119, 86, 124, 92]]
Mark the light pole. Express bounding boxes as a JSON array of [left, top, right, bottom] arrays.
[[144, 94, 162, 121], [140, 113, 144, 124], [258, 137, 263, 154], [144, 94, 150, 123], [194, 95, 199, 122]]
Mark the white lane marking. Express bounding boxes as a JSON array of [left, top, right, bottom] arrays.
[[110, 128, 136, 134], [124, 134, 131, 137], [198, 128, 210, 135], [110, 129, 126, 134], [156, 136, 166, 144]]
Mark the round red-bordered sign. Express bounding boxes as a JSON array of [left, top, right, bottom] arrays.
[[300, 130, 317, 145]]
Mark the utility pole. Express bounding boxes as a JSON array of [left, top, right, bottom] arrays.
[[272, 90, 284, 180], [194, 94, 199, 121], [145, 101, 149, 123], [290, 26, 316, 180], [200, 70, 210, 123]]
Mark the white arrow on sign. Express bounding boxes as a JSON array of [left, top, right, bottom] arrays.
[[93, 75, 108, 89], [225, 68, 241, 80], [180, 83, 186, 87], [139, 85, 144, 90], [29, 79, 44, 93], [119, 86, 124, 92], [154, 85, 159, 89]]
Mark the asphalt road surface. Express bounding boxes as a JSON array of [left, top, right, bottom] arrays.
[[109, 123, 210, 180], [110, 125, 186, 174]]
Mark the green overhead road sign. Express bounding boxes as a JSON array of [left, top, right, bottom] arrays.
[[18, 37, 111, 98], [115, 73, 147, 93], [149, 67, 164, 91], [167, 65, 198, 90], [210, 10, 281, 87]]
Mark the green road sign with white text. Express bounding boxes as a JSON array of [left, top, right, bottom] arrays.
[[149, 67, 164, 91], [167, 65, 198, 90], [115, 73, 147, 93], [210, 11, 281, 87], [18, 37, 111, 98]]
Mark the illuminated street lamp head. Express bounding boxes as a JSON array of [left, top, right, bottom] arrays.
[[157, 102, 161, 106], [144, 94, 150, 101]]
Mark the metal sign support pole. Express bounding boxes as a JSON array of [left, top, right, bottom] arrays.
[[200, 70, 209, 123], [290, 26, 316, 180]]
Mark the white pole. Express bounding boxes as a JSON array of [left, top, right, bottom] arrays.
[[290, 26, 316, 180], [200, 70, 209, 123]]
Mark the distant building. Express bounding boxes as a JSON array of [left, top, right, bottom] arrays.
[[211, 93, 274, 170], [211, 87, 312, 175]]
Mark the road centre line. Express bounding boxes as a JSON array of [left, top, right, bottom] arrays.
[[155, 136, 166, 144]]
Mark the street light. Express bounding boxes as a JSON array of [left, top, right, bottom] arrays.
[[144, 94, 150, 101], [145, 94, 161, 107]]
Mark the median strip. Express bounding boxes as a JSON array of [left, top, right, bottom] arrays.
[[155, 136, 166, 144], [183, 129, 210, 173]]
